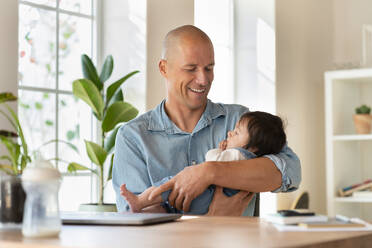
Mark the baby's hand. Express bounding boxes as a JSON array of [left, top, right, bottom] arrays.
[[219, 140, 227, 150]]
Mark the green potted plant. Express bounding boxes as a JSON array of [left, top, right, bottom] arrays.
[[68, 54, 139, 212], [353, 104, 372, 134], [0, 92, 30, 223]]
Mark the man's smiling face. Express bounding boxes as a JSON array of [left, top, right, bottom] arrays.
[[162, 36, 215, 111]]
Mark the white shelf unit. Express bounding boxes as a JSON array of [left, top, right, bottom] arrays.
[[325, 68, 372, 219]]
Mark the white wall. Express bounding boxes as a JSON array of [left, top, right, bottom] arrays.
[[276, 0, 333, 214], [146, 0, 194, 110], [234, 0, 275, 113], [101, 0, 147, 114], [276, 0, 372, 214], [332, 0, 372, 66], [0, 0, 18, 132]]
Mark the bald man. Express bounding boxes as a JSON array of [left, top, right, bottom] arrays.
[[112, 25, 301, 216]]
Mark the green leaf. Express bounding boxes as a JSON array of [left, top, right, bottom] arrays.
[[45, 120, 54, 126], [81, 54, 102, 91], [107, 154, 114, 181], [356, 104, 371, 114], [3, 104, 30, 169], [0, 92, 17, 104], [104, 125, 121, 153], [72, 79, 104, 120], [85, 140, 107, 167], [38, 139, 80, 155], [0, 136, 18, 173], [107, 89, 124, 107], [20, 103, 30, 109], [75, 124, 80, 138], [68, 162, 97, 175], [66, 130, 75, 141], [0, 155, 12, 163], [106, 70, 139, 106], [102, 102, 138, 132], [63, 32, 72, 39], [20, 154, 31, 172], [0, 164, 14, 175], [48, 157, 70, 164], [0, 110, 16, 130], [35, 102, 43, 110], [100, 55, 113, 83], [46, 64, 51, 73]]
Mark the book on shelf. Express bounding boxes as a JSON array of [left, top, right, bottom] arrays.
[[352, 190, 372, 198], [338, 180, 372, 197]]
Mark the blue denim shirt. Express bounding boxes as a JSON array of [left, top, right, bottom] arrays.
[[155, 148, 258, 215], [112, 100, 301, 215]]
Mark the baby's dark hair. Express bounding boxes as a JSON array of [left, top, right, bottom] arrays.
[[239, 111, 286, 157]]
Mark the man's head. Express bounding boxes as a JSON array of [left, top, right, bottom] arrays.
[[159, 25, 215, 111]]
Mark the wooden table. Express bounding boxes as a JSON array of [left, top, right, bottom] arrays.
[[1, 216, 372, 248]]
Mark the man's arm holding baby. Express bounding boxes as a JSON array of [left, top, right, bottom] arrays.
[[150, 145, 301, 212]]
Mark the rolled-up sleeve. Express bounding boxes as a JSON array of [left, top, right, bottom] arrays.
[[264, 144, 301, 193], [112, 125, 151, 212]]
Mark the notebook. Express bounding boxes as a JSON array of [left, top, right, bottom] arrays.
[[263, 213, 328, 225], [298, 219, 365, 228], [61, 212, 182, 226]]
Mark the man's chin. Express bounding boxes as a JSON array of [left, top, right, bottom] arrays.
[[187, 100, 207, 111]]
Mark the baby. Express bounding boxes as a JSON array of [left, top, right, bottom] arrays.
[[120, 111, 286, 214]]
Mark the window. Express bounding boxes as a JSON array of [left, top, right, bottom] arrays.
[[195, 0, 235, 104], [195, 0, 277, 215], [18, 0, 96, 210]]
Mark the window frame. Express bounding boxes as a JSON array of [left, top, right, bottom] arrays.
[[18, 0, 100, 205]]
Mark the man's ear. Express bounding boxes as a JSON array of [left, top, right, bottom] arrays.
[[159, 59, 167, 77]]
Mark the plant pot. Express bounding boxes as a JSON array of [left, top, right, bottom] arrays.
[[353, 114, 372, 134], [78, 203, 117, 212], [0, 175, 26, 223]]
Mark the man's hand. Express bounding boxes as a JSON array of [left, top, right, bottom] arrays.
[[140, 204, 167, 213], [219, 140, 227, 150], [207, 186, 254, 216], [149, 164, 211, 212]]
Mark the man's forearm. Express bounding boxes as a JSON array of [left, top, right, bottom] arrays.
[[204, 157, 282, 192]]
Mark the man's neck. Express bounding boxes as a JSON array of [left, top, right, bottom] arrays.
[[164, 99, 207, 133]]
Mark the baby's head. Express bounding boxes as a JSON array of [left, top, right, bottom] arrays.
[[226, 111, 286, 156]]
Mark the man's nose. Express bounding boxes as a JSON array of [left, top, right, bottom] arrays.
[[195, 70, 209, 85], [227, 131, 233, 137]]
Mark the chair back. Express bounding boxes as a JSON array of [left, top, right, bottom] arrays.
[[253, 193, 260, 217]]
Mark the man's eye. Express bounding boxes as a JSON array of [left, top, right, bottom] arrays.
[[205, 67, 213, 72], [185, 68, 196, 72]]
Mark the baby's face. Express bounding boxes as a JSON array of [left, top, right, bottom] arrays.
[[226, 120, 249, 149]]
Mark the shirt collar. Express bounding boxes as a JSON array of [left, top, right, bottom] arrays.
[[148, 99, 226, 134]]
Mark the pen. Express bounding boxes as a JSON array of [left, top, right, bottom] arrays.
[[350, 218, 370, 226], [335, 214, 350, 222], [336, 215, 369, 226]]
